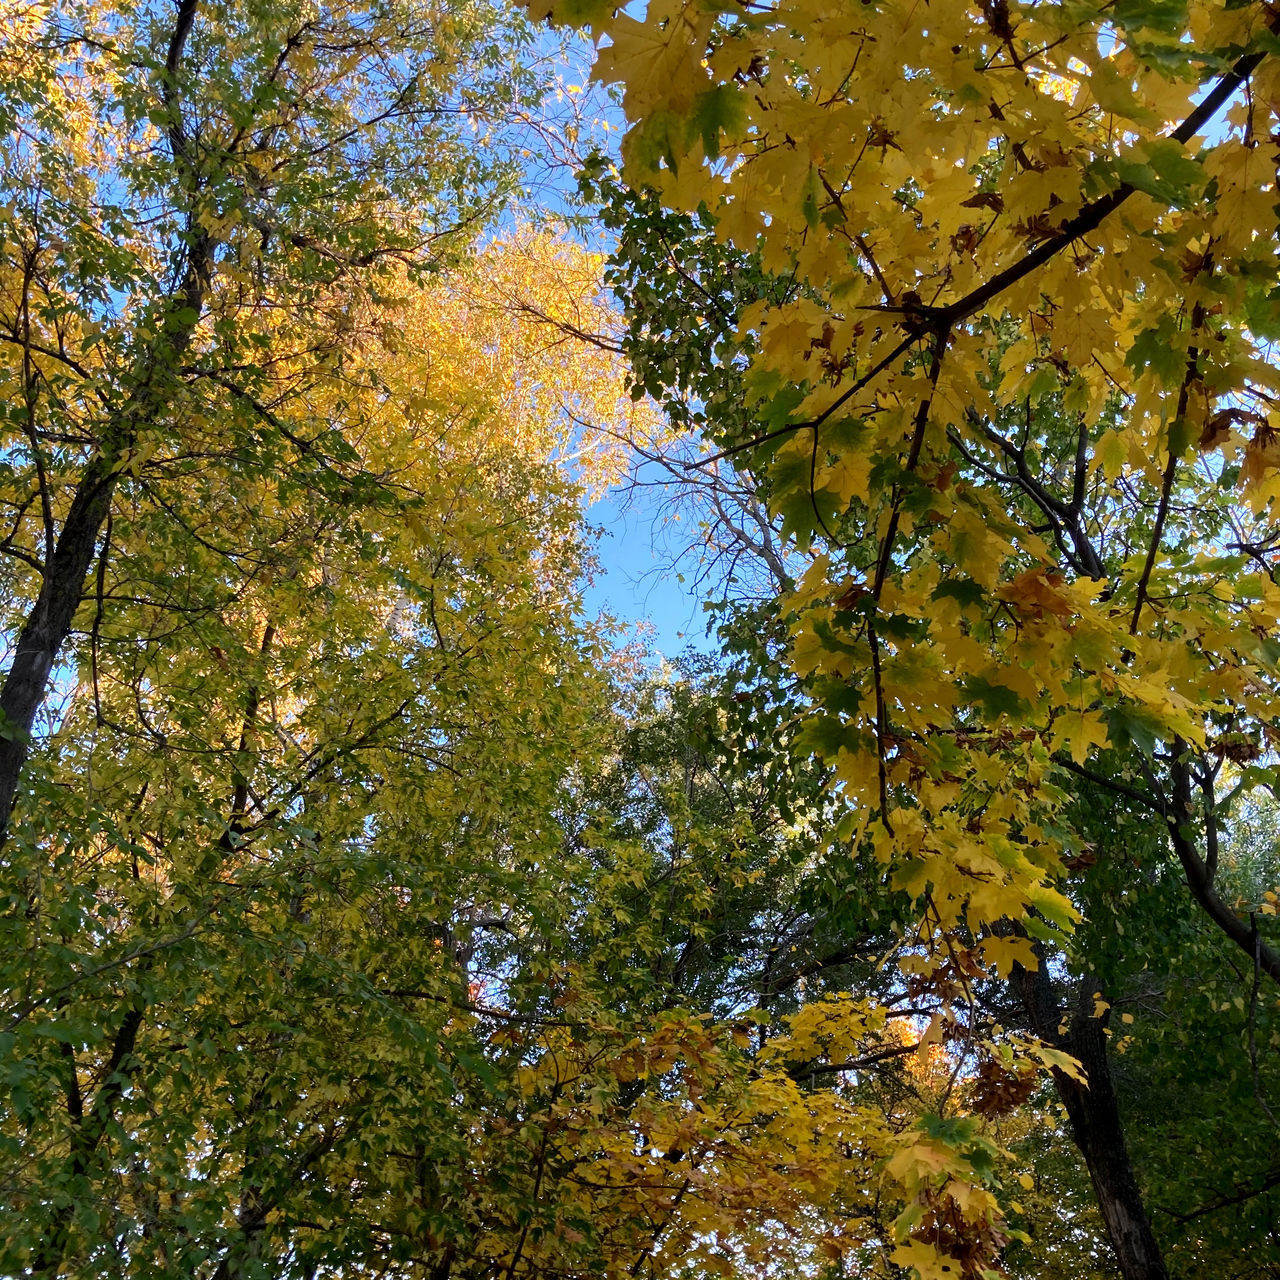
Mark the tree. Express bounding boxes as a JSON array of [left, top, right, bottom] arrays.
[[3, 7, 941, 1276], [0, 0, 530, 838], [527, 0, 1280, 1274], [1007, 773, 1280, 1278], [0, 3, 658, 1274]]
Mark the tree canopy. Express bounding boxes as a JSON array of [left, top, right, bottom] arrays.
[[536, 0, 1280, 1274], [3, 1, 1280, 1278]]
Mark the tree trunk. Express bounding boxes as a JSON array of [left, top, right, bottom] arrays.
[[1014, 954, 1169, 1280], [31, 1004, 145, 1277], [0, 236, 210, 846], [0, 454, 121, 838]]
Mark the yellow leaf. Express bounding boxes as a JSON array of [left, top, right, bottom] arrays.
[[980, 934, 1038, 978], [1051, 707, 1110, 765]]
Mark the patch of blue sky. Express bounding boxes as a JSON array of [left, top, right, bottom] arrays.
[[581, 482, 720, 659], [498, 23, 723, 660]]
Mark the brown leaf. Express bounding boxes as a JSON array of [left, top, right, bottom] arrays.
[[961, 190, 1004, 212], [834, 580, 871, 611], [1199, 406, 1263, 451]]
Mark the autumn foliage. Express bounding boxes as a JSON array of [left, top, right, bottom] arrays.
[[3, 1, 1280, 1278]]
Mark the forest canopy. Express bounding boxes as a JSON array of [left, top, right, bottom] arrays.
[[2, 1, 1280, 1278]]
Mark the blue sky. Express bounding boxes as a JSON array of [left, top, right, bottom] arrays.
[[503, 32, 728, 660], [582, 482, 719, 658]]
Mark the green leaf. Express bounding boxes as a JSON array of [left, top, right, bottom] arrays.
[[1244, 279, 1280, 342], [801, 165, 821, 230], [1115, 139, 1206, 209], [932, 578, 986, 610], [686, 85, 745, 162], [1254, 636, 1280, 670], [1125, 315, 1186, 384], [1104, 704, 1162, 756], [961, 676, 1028, 721], [34, 1020, 94, 1045]]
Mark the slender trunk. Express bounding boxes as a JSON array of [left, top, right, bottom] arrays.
[[31, 1004, 145, 1277], [1014, 955, 1169, 1280], [0, 235, 211, 845], [1167, 744, 1280, 984], [0, 453, 120, 836], [209, 1187, 268, 1280], [0, 0, 208, 846], [17, 243, 211, 1277]]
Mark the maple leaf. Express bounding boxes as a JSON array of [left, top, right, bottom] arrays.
[[1051, 707, 1110, 765]]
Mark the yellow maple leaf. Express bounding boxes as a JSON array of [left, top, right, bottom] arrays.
[[1050, 707, 1109, 765]]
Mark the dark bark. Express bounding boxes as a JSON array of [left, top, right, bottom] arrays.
[[0, 452, 120, 837], [0, 0, 210, 846], [0, 237, 212, 845], [1014, 953, 1169, 1280], [31, 1004, 145, 1277]]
